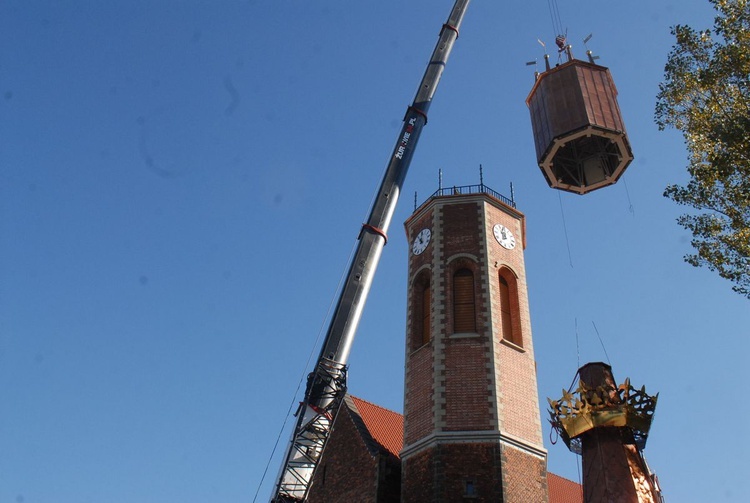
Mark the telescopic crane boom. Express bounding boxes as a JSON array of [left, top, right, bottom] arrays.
[[271, 2, 470, 501]]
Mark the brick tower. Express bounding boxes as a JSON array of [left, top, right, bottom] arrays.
[[401, 184, 548, 502]]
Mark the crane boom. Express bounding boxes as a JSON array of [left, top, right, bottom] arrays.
[[271, 2, 470, 501]]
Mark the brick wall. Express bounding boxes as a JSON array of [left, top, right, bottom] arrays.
[[404, 343, 434, 444], [441, 202, 483, 259], [308, 406, 378, 503], [443, 336, 493, 431], [484, 202, 543, 446], [401, 448, 435, 503], [501, 444, 548, 503], [403, 443, 505, 502], [404, 208, 436, 445]]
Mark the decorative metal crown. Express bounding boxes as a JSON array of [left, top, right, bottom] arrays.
[[548, 377, 658, 455]]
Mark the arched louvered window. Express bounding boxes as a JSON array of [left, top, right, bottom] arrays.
[[411, 272, 431, 350], [453, 268, 476, 333], [420, 283, 431, 345], [499, 269, 522, 347]]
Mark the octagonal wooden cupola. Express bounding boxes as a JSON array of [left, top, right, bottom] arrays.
[[526, 53, 633, 195]]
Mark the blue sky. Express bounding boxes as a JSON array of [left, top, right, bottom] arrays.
[[2, 1, 749, 502]]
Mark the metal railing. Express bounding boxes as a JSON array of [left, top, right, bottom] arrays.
[[421, 183, 516, 209]]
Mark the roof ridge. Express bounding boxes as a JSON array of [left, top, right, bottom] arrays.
[[346, 394, 404, 459], [349, 394, 401, 415], [342, 395, 382, 459]]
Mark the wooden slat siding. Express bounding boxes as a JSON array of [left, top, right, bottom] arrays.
[[591, 66, 607, 126], [549, 69, 572, 134], [594, 68, 613, 128], [580, 66, 599, 125], [580, 65, 595, 125], [453, 269, 476, 333], [532, 95, 552, 161], [530, 71, 554, 161], [579, 64, 623, 131], [570, 67, 588, 131], [528, 85, 547, 161], [537, 81, 553, 160], [601, 71, 618, 127], [558, 66, 587, 134], [601, 69, 622, 130], [607, 71, 625, 131]]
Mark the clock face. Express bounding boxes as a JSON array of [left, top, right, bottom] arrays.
[[493, 224, 516, 250], [412, 228, 431, 255]]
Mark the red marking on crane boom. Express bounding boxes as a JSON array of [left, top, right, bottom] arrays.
[[362, 224, 388, 245], [309, 404, 332, 420], [442, 23, 459, 38]]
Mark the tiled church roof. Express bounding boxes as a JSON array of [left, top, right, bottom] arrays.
[[347, 395, 404, 459], [548, 472, 584, 503]]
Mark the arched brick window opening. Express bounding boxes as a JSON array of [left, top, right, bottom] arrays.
[[453, 268, 477, 333], [411, 271, 431, 350], [498, 268, 522, 347], [420, 283, 431, 345]]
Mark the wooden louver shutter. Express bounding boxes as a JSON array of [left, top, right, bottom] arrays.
[[499, 276, 513, 343], [421, 284, 431, 345], [453, 269, 476, 333]]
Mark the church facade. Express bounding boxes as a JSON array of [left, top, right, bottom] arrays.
[[309, 186, 582, 503]]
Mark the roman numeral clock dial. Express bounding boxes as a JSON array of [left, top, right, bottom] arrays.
[[412, 228, 431, 255], [493, 224, 516, 250]]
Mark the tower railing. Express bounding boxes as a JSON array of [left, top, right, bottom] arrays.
[[424, 183, 516, 209]]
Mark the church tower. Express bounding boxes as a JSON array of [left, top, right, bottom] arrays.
[[401, 184, 548, 502]]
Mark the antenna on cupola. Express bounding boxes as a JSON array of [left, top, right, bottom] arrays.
[[529, 39, 551, 79], [583, 33, 600, 63]]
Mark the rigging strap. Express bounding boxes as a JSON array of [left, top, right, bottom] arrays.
[[362, 223, 388, 245]]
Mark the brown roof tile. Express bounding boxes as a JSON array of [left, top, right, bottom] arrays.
[[548, 472, 583, 503], [348, 395, 404, 459]]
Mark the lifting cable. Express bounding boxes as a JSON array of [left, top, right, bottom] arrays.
[[546, 0, 565, 42], [546, 0, 568, 59], [252, 239, 361, 502], [571, 319, 612, 373], [580, 318, 581, 370], [591, 321, 612, 367], [623, 178, 635, 216], [557, 190, 574, 269]]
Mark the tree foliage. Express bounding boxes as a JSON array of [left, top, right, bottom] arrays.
[[655, 0, 750, 298]]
